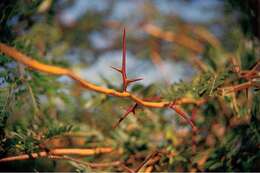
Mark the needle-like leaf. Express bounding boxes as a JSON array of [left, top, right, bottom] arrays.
[[127, 78, 143, 84], [110, 66, 122, 73]]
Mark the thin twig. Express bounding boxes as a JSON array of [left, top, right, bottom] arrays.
[[170, 104, 197, 131], [135, 150, 161, 172], [218, 81, 257, 95]]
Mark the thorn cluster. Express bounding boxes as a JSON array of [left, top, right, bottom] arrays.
[[111, 28, 143, 92]]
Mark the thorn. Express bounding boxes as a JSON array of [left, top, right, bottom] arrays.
[[122, 28, 126, 76], [126, 78, 143, 84], [114, 27, 143, 92], [110, 66, 122, 73], [121, 28, 128, 91], [113, 103, 138, 129]]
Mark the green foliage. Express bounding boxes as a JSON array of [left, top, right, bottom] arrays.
[[163, 70, 230, 100], [44, 123, 74, 139], [205, 92, 260, 171]]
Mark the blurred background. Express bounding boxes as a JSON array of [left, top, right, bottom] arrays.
[[0, 0, 259, 172]]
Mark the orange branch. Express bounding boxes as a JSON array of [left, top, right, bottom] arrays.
[[190, 25, 221, 48], [0, 147, 113, 163], [0, 43, 204, 109]]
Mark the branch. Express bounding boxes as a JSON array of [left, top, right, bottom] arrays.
[[0, 147, 113, 162], [218, 80, 260, 95], [135, 150, 161, 172], [51, 155, 121, 167], [0, 43, 205, 108], [142, 24, 204, 54], [0, 30, 205, 131], [170, 104, 197, 131], [49, 155, 134, 172]]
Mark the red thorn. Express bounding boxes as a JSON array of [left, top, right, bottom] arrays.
[[122, 28, 128, 91], [127, 78, 143, 84], [122, 28, 126, 77], [111, 66, 122, 73], [170, 104, 197, 131], [112, 28, 143, 92], [113, 103, 138, 129]]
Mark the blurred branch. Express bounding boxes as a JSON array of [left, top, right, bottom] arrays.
[[143, 24, 204, 54], [150, 39, 171, 84], [49, 155, 134, 172], [135, 150, 162, 172], [188, 25, 221, 48], [218, 80, 259, 95], [188, 52, 209, 72], [0, 147, 113, 162]]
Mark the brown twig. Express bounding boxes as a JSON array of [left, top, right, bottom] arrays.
[[49, 155, 121, 168], [218, 80, 259, 95], [135, 150, 161, 172], [49, 155, 134, 172], [170, 104, 197, 131]]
